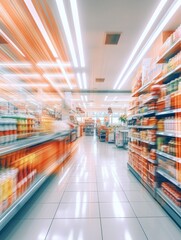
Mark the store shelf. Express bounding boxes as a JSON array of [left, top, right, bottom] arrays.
[[128, 146, 140, 155], [128, 110, 157, 120], [156, 168, 181, 188], [157, 150, 181, 163], [129, 136, 156, 145], [131, 81, 153, 97], [128, 125, 157, 129], [141, 155, 158, 164], [156, 188, 181, 228], [0, 140, 75, 231], [156, 108, 181, 116], [127, 163, 155, 198], [140, 96, 158, 106], [0, 131, 70, 156], [155, 64, 181, 84], [128, 105, 138, 110], [156, 131, 181, 138], [156, 39, 181, 63]]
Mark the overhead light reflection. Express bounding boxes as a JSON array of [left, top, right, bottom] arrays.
[[0, 30, 25, 57]]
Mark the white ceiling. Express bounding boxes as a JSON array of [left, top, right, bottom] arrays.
[[0, 0, 180, 113], [50, 0, 180, 112]]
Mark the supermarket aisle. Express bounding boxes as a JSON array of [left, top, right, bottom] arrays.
[[0, 136, 180, 240]]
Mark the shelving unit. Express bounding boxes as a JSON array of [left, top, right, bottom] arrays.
[[157, 150, 181, 163], [157, 168, 181, 188], [128, 26, 181, 227], [128, 125, 157, 129], [0, 130, 79, 231], [156, 38, 181, 63], [155, 64, 181, 84], [157, 131, 181, 138]]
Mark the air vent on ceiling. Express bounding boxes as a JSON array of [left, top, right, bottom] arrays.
[[105, 33, 121, 45], [96, 78, 105, 83], [0, 35, 8, 44]]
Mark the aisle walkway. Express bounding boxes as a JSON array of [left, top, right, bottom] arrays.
[[1, 136, 180, 240]]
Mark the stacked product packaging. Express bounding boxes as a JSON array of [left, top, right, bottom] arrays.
[[128, 25, 181, 217]]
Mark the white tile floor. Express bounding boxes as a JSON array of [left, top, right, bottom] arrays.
[[0, 136, 181, 240]]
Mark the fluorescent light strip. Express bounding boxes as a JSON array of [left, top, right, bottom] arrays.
[[56, 0, 78, 67], [37, 62, 71, 68], [3, 74, 41, 78], [83, 103, 87, 109], [44, 75, 64, 98], [44, 73, 74, 78], [0, 30, 25, 57], [104, 96, 108, 101], [84, 96, 88, 102], [82, 73, 87, 89], [113, 0, 167, 89], [118, 0, 181, 89], [0, 62, 32, 67], [24, 0, 58, 58], [0, 83, 48, 87], [76, 73, 83, 89], [56, 59, 72, 89], [70, 0, 85, 67]]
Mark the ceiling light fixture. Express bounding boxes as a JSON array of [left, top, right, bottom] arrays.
[[37, 62, 71, 68], [113, 0, 168, 89], [70, 0, 85, 67], [118, 0, 180, 89], [0, 83, 48, 87], [3, 73, 41, 78], [0, 30, 25, 57], [0, 62, 32, 67], [44, 73, 74, 78], [44, 75, 64, 98], [56, 59, 72, 89], [76, 73, 83, 89], [84, 96, 88, 102], [82, 73, 87, 89], [24, 0, 58, 58], [55, 0, 78, 67], [83, 103, 87, 109]]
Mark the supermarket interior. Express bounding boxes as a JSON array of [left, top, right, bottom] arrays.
[[0, 0, 181, 239]]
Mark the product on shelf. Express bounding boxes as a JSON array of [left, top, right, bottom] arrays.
[[128, 24, 181, 225], [0, 168, 18, 214], [0, 133, 77, 217], [161, 182, 181, 207]]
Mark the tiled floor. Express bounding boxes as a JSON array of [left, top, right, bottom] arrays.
[[0, 136, 180, 240]]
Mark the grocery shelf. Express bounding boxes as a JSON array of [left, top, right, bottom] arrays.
[[157, 150, 181, 163], [141, 154, 158, 164], [156, 108, 181, 116], [128, 105, 138, 110], [127, 110, 157, 120], [128, 164, 181, 227], [128, 146, 140, 155], [0, 131, 70, 156], [0, 141, 76, 231], [147, 169, 157, 176], [131, 80, 154, 97], [127, 163, 155, 198], [156, 188, 181, 228], [129, 136, 156, 145], [155, 64, 181, 84], [156, 38, 181, 63], [156, 131, 181, 138], [156, 168, 181, 188], [140, 96, 158, 106], [128, 125, 157, 129]]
